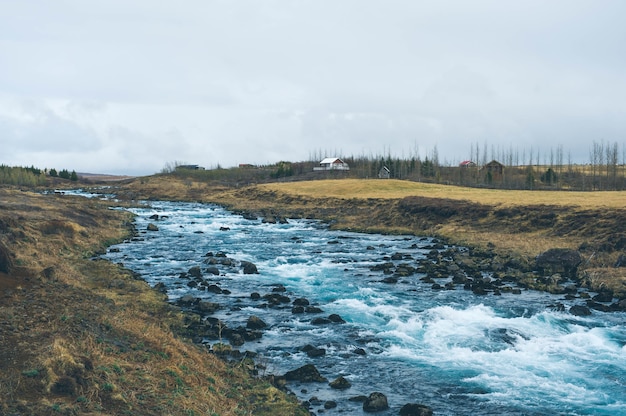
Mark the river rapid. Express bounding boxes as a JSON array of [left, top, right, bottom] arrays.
[[101, 200, 626, 415]]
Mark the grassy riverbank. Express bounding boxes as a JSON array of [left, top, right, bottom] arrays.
[[0, 187, 306, 415]]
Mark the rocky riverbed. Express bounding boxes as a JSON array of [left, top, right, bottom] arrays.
[[104, 199, 626, 415]]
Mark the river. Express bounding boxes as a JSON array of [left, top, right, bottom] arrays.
[[101, 200, 626, 415]]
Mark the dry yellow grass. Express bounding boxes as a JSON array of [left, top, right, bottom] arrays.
[[259, 179, 626, 209]]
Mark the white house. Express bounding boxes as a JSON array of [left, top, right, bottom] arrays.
[[313, 158, 350, 171]]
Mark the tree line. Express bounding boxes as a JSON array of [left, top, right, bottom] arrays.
[[0, 165, 78, 186], [166, 140, 625, 191]]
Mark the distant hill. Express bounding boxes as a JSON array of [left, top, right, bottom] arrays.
[[78, 172, 136, 182]]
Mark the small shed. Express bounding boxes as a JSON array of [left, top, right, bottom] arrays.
[[482, 160, 504, 179], [459, 160, 476, 168], [378, 166, 391, 179], [313, 158, 350, 171]]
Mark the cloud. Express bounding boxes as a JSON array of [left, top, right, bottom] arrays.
[[1, 1, 625, 174]]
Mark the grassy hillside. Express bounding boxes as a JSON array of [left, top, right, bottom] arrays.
[[0, 187, 306, 416]]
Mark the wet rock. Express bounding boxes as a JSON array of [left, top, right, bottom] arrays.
[[219, 226, 230, 231], [246, 315, 267, 330], [263, 293, 290, 305], [291, 306, 305, 314], [587, 300, 611, 312], [592, 291, 614, 303], [196, 301, 220, 314], [206, 284, 222, 293], [311, 317, 332, 325], [370, 262, 394, 272], [610, 299, 626, 311], [293, 298, 310, 306], [400, 403, 434, 416], [284, 364, 327, 382], [363, 392, 389, 412], [272, 284, 287, 292], [242, 212, 257, 221], [329, 376, 351, 390], [241, 261, 258, 274], [328, 314, 346, 323], [228, 333, 245, 346], [188, 266, 202, 278], [324, 400, 337, 409], [349, 395, 368, 402], [147, 223, 159, 231], [205, 266, 220, 276], [353, 348, 367, 355], [250, 292, 261, 300], [569, 305, 592, 316], [302, 344, 326, 358], [305, 306, 324, 314]]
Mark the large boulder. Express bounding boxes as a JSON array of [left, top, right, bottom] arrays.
[[363, 392, 389, 412], [536, 248, 582, 278], [284, 364, 327, 383]]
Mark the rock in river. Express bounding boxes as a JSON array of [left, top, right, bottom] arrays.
[[284, 364, 327, 383]]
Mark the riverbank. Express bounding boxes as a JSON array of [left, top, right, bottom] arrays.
[[0, 187, 307, 415], [113, 175, 626, 300]]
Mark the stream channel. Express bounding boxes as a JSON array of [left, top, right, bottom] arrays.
[[98, 198, 625, 415]]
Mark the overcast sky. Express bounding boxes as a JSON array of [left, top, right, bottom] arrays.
[[1, 1, 625, 175]]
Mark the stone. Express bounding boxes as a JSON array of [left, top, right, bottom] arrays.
[[569, 305, 592, 316], [363, 392, 389, 412], [246, 315, 267, 330], [196, 301, 220, 314], [353, 348, 367, 355], [535, 248, 582, 278], [284, 364, 327, 383], [329, 376, 351, 390], [205, 266, 220, 276], [324, 400, 337, 409], [400, 403, 434, 416], [188, 266, 202, 278], [147, 223, 159, 231], [241, 261, 258, 274], [328, 314, 346, 323]]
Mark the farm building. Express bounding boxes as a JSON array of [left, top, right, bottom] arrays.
[[378, 166, 391, 179], [176, 164, 204, 170], [482, 160, 504, 180], [313, 158, 350, 171], [459, 160, 477, 168]]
